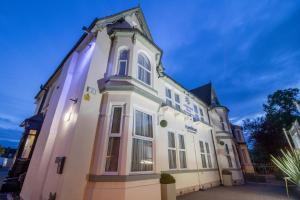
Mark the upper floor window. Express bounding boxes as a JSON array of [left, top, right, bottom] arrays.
[[137, 53, 151, 85], [165, 88, 172, 106], [174, 93, 181, 111], [117, 49, 129, 76]]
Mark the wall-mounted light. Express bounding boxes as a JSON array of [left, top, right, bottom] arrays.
[[64, 98, 78, 122]]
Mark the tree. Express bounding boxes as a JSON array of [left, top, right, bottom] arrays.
[[243, 88, 300, 164]]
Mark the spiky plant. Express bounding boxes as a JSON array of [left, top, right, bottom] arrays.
[[271, 148, 300, 186]]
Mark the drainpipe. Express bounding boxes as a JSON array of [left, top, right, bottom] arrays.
[[208, 109, 222, 185]]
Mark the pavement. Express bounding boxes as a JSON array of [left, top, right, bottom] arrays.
[[177, 183, 299, 200]]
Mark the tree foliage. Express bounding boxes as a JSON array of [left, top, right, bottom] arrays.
[[243, 88, 300, 164]]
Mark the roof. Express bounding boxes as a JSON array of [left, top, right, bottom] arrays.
[[189, 83, 213, 105], [35, 6, 153, 99]]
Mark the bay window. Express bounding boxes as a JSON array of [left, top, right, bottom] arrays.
[[118, 49, 129, 76], [137, 53, 151, 85], [131, 110, 153, 172], [105, 106, 123, 172]]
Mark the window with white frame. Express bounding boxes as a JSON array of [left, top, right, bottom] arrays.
[[193, 104, 200, 121], [174, 93, 181, 111], [117, 49, 129, 76], [205, 142, 213, 168], [225, 144, 233, 168], [137, 53, 151, 85], [199, 141, 207, 168], [105, 106, 123, 172], [168, 132, 177, 169], [165, 88, 172, 107], [131, 110, 153, 172], [199, 107, 204, 122], [178, 134, 187, 168]]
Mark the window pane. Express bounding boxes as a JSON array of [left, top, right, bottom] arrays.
[[179, 151, 187, 168], [168, 149, 177, 169], [199, 108, 204, 116], [175, 94, 180, 103], [105, 137, 120, 172], [178, 135, 185, 149], [225, 144, 229, 154], [135, 110, 143, 136], [145, 71, 151, 85], [138, 54, 150, 71], [175, 104, 181, 111], [227, 155, 233, 168], [135, 111, 153, 138], [205, 142, 210, 153], [207, 155, 212, 168], [131, 138, 153, 171], [166, 99, 172, 107], [111, 107, 122, 134], [199, 141, 205, 153], [168, 132, 175, 148], [166, 88, 172, 98], [118, 61, 127, 76], [193, 105, 198, 113], [201, 154, 207, 168], [120, 50, 129, 60]]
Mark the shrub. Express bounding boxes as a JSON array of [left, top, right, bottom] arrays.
[[222, 169, 232, 175], [271, 148, 300, 186], [160, 173, 176, 184]]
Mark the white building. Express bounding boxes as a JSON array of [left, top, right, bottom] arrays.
[[20, 7, 244, 200]]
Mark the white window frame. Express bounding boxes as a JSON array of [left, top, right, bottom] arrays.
[[205, 142, 213, 168], [199, 140, 207, 168], [104, 105, 124, 174], [165, 87, 173, 107], [178, 134, 187, 169], [174, 93, 181, 111], [137, 53, 152, 86], [131, 108, 155, 174], [167, 132, 177, 169], [117, 48, 129, 76]]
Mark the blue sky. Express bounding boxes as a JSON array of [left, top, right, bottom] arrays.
[[0, 0, 300, 148]]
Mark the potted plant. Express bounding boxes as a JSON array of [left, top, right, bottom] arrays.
[[222, 169, 233, 186], [160, 173, 176, 200], [271, 148, 300, 194]]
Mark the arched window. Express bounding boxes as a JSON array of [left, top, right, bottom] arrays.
[[137, 53, 151, 85], [118, 49, 129, 76]]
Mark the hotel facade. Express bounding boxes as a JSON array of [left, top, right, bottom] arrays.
[[19, 7, 251, 200]]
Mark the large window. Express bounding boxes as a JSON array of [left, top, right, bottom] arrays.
[[168, 132, 177, 169], [118, 49, 129, 76], [178, 134, 187, 168], [220, 117, 225, 131], [137, 53, 151, 85], [105, 106, 123, 172], [131, 110, 153, 172], [199, 141, 213, 168]]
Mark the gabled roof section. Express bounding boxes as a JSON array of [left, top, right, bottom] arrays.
[[190, 82, 221, 107], [94, 6, 153, 41]]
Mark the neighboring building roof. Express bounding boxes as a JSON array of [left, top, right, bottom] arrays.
[[189, 83, 213, 105]]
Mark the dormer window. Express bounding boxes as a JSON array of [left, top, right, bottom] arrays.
[[137, 53, 151, 85], [118, 49, 129, 76]]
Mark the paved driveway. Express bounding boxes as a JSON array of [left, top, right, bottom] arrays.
[[177, 183, 299, 200]]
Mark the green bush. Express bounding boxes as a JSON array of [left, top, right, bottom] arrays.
[[160, 173, 176, 184], [271, 148, 300, 186], [222, 169, 232, 175]]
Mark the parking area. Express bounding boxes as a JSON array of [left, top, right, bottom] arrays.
[[177, 183, 298, 200]]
